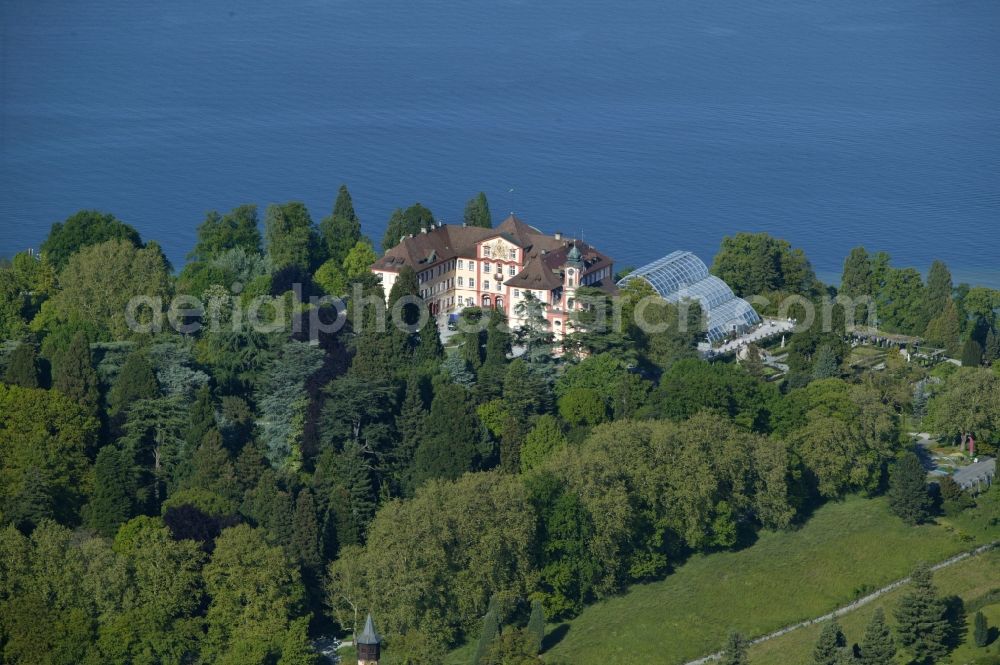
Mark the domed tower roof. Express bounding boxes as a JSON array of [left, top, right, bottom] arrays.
[[566, 243, 583, 268]]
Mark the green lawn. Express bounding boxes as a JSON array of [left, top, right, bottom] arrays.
[[447, 496, 999, 665], [749, 549, 1000, 664]]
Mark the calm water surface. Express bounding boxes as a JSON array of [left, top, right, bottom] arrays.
[[1, 0, 998, 286]]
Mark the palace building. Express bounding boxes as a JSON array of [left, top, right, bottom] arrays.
[[371, 215, 616, 336]]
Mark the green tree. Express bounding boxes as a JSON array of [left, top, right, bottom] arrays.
[[859, 607, 896, 665], [43, 239, 171, 339], [878, 267, 926, 335], [812, 344, 840, 380], [526, 598, 545, 656], [413, 383, 479, 484], [319, 185, 363, 265], [721, 631, 749, 665], [923, 298, 961, 356], [840, 246, 874, 298], [0, 385, 96, 526], [265, 201, 321, 271], [382, 203, 435, 251], [557, 387, 607, 427], [291, 489, 322, 570], [51, 331, 100, 420], [3, 342, 40, 388], [923, 260, 953, 328], [463, 192, 493, 228], [472, 594, 501, 665], [894, 563, 950, 663], [961, 338, 984, 367], [342, 240, 378, 281], [521, 414, 568, 472], [414, 312, 444, 364], [887, 452, 931, 525], [395, 374, 428, 494], [108, 350, 159, 419], [189, 204, 261, 261], [203, 524, 307, 662], [177, 429, 240, 508], [41, 209, 142, 269], [313, 258, 348, 296], [973, 610, 989, 648], [83, 446, 135, 537], [814, 620, 847, 665], [712, 232, 818, 297]]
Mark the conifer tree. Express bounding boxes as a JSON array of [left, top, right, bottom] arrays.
[[834, 646, 857, 664], [3, 342, 40, 388], [526, 599, 545, 657], [859, 608, 895, 665], [291, 489, 322, 570], [472, 594, 500, 665], [887, 452, 931, 525], [320, 185, 362, 266], [414, 313, 444, 365], [894, 563, 950, 663], [108, 350, 159, 418], [721, 631, 749, 665], [812, 344, 840, 380], [395, 375, 427, 494], [414, 383, 479, 484], [923, 298, 961, 356], [186, 384, 216, 452], [84, 446, 135, 537], [973, 610, 989, 648], [51, 330, 100, 419], [923, 260, 953, 326], [814, 620, 847, 665], [840, 246, 874, 298], [984, 328, 1000, 364], [463, 192, 493, 228], [960, 338, 983, 367], [181, 429, 240, 505]]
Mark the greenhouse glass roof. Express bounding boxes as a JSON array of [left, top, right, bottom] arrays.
[[617, 250, 762, 342]]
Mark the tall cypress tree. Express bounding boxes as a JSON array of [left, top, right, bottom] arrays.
[[894, 563, 950, 663], [395, 374, 427, 495], [960, 338, 983, 367], [814, 620, 847, 665], [472, 594, 500, 665], [887, 452, 931, 525], [973, 610, 989, 647], [291, 488, 322, 570], [858, 608, 895, 665], [51, 331, 100, 420], [3, 342, 40, 388], [526, 599, 545, 657], [84, 446, 135, 537], [923, 260, 953, 329]]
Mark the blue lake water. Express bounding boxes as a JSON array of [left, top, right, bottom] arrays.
[[1, 0, 998, 287]]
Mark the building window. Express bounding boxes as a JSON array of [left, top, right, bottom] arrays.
[[495, 282, 502, 291], [514, 289, 520, 298], [483, 262, 491, 273], [508, 265, 515, 276], [483, 246, 492, 258], [469, 278, 475, 288], [482, 294, 491, 308], [458, 276, 464, 287], [509, 249, 516, 260], [484, 280, 490, 290], [458, 259, 463, 270]]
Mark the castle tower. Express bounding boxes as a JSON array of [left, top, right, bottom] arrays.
[[357, 613, 381, 665]]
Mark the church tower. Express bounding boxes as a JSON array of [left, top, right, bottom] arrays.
[[357, 613, 381, 665]]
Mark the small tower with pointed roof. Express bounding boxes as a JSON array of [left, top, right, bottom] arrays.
[[357, 613, 381, 665]]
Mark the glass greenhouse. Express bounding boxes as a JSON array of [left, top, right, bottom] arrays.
[[616, 250, 761, 343]]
